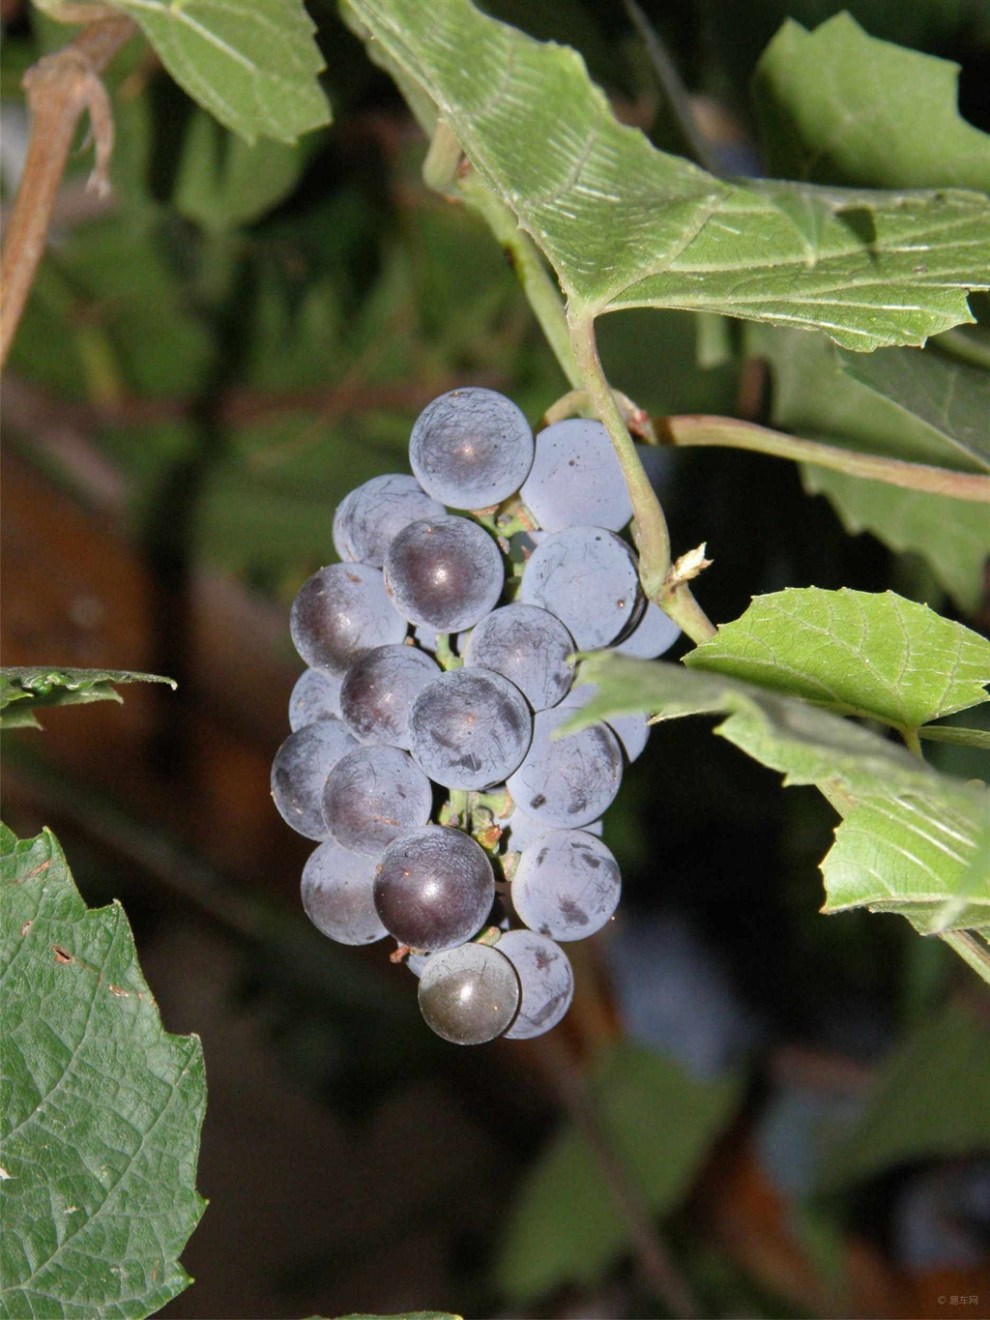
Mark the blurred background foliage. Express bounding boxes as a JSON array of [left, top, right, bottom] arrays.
[[2, 0, 989, 1316]]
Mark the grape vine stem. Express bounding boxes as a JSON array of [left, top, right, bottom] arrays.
[[657, 415, 990, 503], [568, 313, 717, 643], [0, 15, 135, 370]]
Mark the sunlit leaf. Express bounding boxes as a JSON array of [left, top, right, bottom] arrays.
[[110, 0, 330, 143], [343, 0, 989, 350], [684, 588, 990, 731]]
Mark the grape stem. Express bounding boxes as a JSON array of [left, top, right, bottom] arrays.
[[568, 313, 716, 643]]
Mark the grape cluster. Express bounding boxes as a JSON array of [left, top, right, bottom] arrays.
[[272, 388, 680, 1045]]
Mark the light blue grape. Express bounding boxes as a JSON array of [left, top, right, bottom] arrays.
[[333, 473, 444, 567], [289, 667, 343, 730], [520, 418, 632, 531], [301, 839, 388, 945], [339, 643, 440, 749], [506, 704, 622, 828], [512, 829, 621, 941], [520, 526, 642, 649], [409, 387, 534, 509], [614, 600, 681, 659], [271, 719, 357, 840], [322, 744, 433, 855], [498, 930, 575, 1039], [408, 667, 532, 790], [464, 603, 575, 711], [563, 682, 650, 762]]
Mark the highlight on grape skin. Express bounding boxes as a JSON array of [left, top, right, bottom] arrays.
[[273, 383, 665, 1043]]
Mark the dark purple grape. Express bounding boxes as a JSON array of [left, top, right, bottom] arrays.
[[271, 719, 357, 840], [520, 526, 642, 649], [614, 600, 681, 659], [322, 745, 433, 856], [464, 603, 575, 710], [417, 943, 521, 1044], [512, 829, 621, 940], [409, 387, 534, 510], [373, 825, 495, 952], [506, 705, 622, 828], [339, 644, 440, 749], [289, 667, 343, 730], [290, 563, 407, 675], [383, 515, 505, 631], [408, 668, 532, 790], [520, 418, 632, 532], [498, 930, 575, 1038], [332, 473, 444, 567], [301, 839, 388, 945]]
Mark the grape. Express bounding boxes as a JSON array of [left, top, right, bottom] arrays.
[[417, 943, 521, 1045], [463, 603, 575, 711], [520, 526, 642, 649], [408, 667, 532, 790], [333, 473, 445, 568], [322, 745, 433, 856], [384, 516, 505, 631], [271, 719, 357, 840], [512, 829, 621, 941], [373, 825, 495, 952], [520, 418, 632, 532], [288, 667, 344, 730], [497, 930, 574, 1039], [499, 808, 603, 853], [614, 600, 681, 659], [563, 683, 650, 762], [409, 387, 534, 510], [291, 563, 407, 674], [506, 705, 622, 828], [301, 839, 388, 945], [339, 644, 440, 749]]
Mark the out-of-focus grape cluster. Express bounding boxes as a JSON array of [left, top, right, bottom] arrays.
[[272, 388, 680, 1044]]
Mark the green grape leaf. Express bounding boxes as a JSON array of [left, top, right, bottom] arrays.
[[752, 327, 990, 609], [815, 1001, 990, 1194], [568, 656, 986, 941], [920, 724, 990, 751], [801, 468, 989, 614], [109, 0, 330, 143], [496, 1042, 742, 1302], [683, 588, 990, 732], [0, 668, 176, 730], [821, 778, 990, 932], [837, 347, 990, 473], [173, 109, 312, 231], [754, 13, 990, 191], [343, 0, 989, 350], [0, 827, 206, 1317]]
